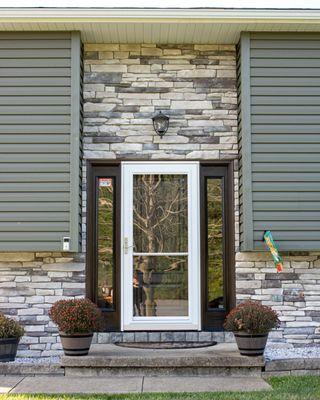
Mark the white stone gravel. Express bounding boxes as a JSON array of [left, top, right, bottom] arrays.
[[265, 346, 320, 360], [12, 356, 60, 364]]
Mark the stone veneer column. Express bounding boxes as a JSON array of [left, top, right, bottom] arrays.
[[81, 43, 240, 346], [82, 43, 239, 253]]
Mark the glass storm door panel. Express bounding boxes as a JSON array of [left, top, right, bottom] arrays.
[[122, 162, 200, 331]]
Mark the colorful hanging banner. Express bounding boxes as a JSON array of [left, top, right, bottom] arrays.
[[263, 230, 283, 272]]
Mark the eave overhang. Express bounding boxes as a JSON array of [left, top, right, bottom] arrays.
[[1, 7, 320, 43]]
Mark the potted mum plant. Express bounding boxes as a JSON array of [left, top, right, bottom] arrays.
[[224, 300, 280, 356], [49, 298, 102, 356], [0, 312, 24, 362]]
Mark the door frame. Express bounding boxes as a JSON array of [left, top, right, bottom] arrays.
[[86, 159, 235, 332], [121, 161, 200, 331]]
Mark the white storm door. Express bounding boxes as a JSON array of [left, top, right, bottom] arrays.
[[122, 162, 200, 331]]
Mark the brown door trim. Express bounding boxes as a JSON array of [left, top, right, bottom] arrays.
[[86, 160, 121, 331], [200, 162, 235, 331], [86, 160, 235, 332]]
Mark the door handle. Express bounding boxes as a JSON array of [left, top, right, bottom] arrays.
[[124, 237, 134, 254]]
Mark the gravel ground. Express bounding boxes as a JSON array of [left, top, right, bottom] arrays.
[[12, 356, 61, 364], [265, 346, 320, 360]]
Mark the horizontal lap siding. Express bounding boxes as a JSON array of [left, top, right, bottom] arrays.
[[247, 33, 320, 250], [0, 32, 80, 251]]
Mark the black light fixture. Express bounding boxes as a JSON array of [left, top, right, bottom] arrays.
[[152, 111, 169, 138]]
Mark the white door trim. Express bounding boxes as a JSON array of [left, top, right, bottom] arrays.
[[121, 161, 200, 331]]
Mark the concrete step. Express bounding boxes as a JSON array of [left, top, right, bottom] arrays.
[[62, 343, 265, 377]]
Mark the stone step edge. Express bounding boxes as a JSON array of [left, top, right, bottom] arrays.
[[61, 355, 265, 368], [0, 363, 63, 376], [0, 363, 263, 377], [64, 368, 263, 378]]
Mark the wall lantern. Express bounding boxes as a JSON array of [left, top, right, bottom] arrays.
[[152, 111, 169, 138]]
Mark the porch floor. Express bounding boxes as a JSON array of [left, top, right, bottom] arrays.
[[61, 342, 265, 377]]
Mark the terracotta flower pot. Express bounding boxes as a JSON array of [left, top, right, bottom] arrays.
[[59, 332, 93, 356], [0, 337, 20, 362], [234, 332, 268, 356]]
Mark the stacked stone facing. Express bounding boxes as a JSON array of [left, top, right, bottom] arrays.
[[82, 43, 238, 162], [0, 252, 85, 358], [0, 43, 319, 357], [82, 43, 239, 253], [236, 252, 320, 346]]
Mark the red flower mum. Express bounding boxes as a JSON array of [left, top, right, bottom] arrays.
[[49, 298, 103, 334]]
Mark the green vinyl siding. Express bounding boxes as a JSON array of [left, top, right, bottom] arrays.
[[239, 32, 320, 251], [237, 33, 253, 251], [0, 32, 82, 252]]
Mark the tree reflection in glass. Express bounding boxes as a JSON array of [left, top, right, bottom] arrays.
[[132, 174, 188, 317], [97, 178, 114, 309], [207, 178, 224, 309]]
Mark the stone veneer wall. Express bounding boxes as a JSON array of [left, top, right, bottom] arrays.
[[81, 43, 239, 346], [0, 252, 85, 357], [82, 43, 239, 251], [82, 43, 320, 348], [0, 43, 319, 357], [236, 253, 320, 346]]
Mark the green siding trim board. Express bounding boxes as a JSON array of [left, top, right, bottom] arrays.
[[238, 32, 253, 250], [0, 32, 82, 252], [238, 32, 320, 251], [70, 32, 82, 252]]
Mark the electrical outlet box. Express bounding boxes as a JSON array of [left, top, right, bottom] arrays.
[[62, 237, 70, 251]]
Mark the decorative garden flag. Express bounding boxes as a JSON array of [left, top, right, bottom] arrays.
[[263, 230, 283, 272]]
